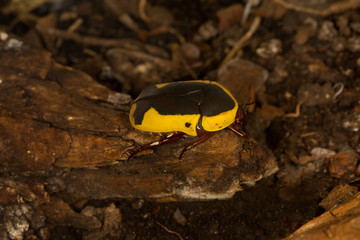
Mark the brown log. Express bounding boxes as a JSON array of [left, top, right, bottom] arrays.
[[0, 36, 278, 201]]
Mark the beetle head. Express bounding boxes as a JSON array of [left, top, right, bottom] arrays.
[[195, 117, 208, 137], [234, 107, 246, 129], [234, 101, 254, 129]]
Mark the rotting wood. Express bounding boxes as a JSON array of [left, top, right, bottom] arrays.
[[0, 36, 278, 201]]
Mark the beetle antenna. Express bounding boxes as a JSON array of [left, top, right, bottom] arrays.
[[245, 100, 255, 106]]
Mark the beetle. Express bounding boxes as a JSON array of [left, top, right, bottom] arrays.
[[128, 80, 248, 159]]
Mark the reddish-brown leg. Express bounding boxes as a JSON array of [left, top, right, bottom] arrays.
[[128, 132, 185, 160], [179, 132, 216, 159], [228, 125, 246, 137]]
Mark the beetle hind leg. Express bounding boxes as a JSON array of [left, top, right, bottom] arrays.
[[128, 132, 185, 160]]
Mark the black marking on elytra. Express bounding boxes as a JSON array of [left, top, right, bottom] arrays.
[[133, 82, 235, 125], [185, 122, 191, 128]]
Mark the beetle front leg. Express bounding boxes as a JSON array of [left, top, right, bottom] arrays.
[[179, 132, 216, 159], [128, 132, 185, 160], [228, 125, 246, 137]]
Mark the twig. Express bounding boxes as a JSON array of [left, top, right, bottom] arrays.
[[67, 18, 83, 32], [220, 16, 261, 67], [156, 221, 184, 240], [47, 28, 173, 70], [56, 18, 83, 49], [332, 82, 344, 100], [108, 48, 172, 70], [284, 102, 302, 118], [139, 0, 151, 22], [46, 28, 133, 47], [242, 0, 255, 25], [146, 26, 186, 44], [300, 132, 316, 138], [274, 0, 360, 16]]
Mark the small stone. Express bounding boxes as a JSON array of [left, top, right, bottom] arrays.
[[311, 147, 336, 159], [173, 208, 187, 226], [107, 92, 131, 106], [308, 59, 328, 73], [328, 150, 359, 178], [217, 58, 268, 104], [294, 18, 317, 45], [347, 36, 360, 52], [131, 199, 144, 209], [297, 147, 336, 165], [4, 38, 23, 50], [331, 37, 346, 52], [342, 113, 360, 132], [103, 203, 122, 237], [83, 204, 122, 240], [284, 91, 292, 100], [180, 42, 200, 60], [216, 4, 243, 33], [294, 25, 313, 45], [256, 38, 282, 59], [317, 21, 337, 41], [81, 206, 96, 217], [197, 21, 218, 41], [0, 32, 9, 41]]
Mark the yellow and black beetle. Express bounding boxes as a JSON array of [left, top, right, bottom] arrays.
[[129, 80, 248, 159]]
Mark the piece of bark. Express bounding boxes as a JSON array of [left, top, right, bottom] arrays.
[[59, 134, 278, 201], [285, 192, 360, 240], [319, 184, 358, 211], [0, 36, 278, 201]]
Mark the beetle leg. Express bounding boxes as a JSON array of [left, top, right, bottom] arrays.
[[228, 125, 246, 137], [128, 132, 185, 160], [179, 132, 216, 159]]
